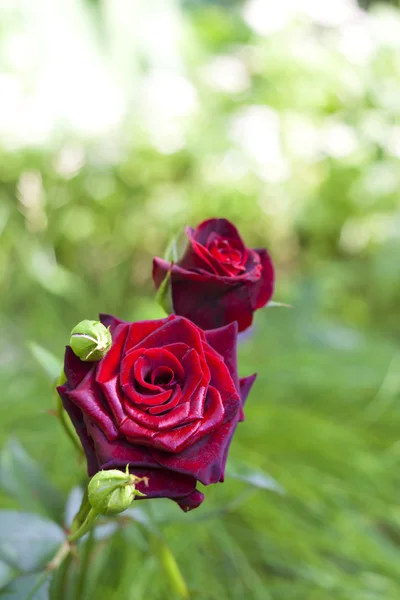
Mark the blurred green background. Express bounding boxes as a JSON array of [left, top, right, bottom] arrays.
[[1, 0, 400, 598]]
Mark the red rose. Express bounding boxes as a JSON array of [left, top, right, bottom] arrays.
[[153, 218, 275, 332], [57, 314, 256, 511]]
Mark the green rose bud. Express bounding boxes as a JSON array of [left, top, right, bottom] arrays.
[[70, 320, 112, 362], [88, 467, 147, 516]]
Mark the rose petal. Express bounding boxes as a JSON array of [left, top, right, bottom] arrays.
[[122, 395, 192, 431], [84, 419, 159, 469], [97, 375, 126, 425], [96, 324, 129, 383], [132, 315, 206, 355], [182, 229, 229, 277], [124, 318, 169, 353], [194, 219, 245, 252], [195, 386, 225, 437], [66, 376, 119, 442], [176, 489, 204, 512], [204, 351, 240, 421], [204, 322, 239, 390], [252, 248, 275, 309], [121, 416, 202, 453], [99, 314, 129, 335], [63, 347, 94, 388], [57, 385, 99, 476], [180, 349, 209, 419], [179, 229, 221, 275], [125, 467, 198, 502], [238, 374, 257, 421], [152, 414, 241, 485]]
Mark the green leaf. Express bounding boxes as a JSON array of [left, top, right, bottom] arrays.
[[225, 462, 284, 494], [0, 573, 51, 600], [26, 342, 63, 382], [0, 560, 16, 589], [0, 439, 65, 524], [124, 508, 188, 598], [164, 231, 188, 263], [156, 230, 189, 315], [0, 512, 64, 572], [266, 301, 292, 309], [155, 266, 173, 315]]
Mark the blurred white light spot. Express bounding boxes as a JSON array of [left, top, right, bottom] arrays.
[[243, 0, 360, 36], [338, 21, 375, 64], [141, 71, 197, 154], [142, 71, 198, 118], [258, 158, 291, 183], [300, 0, 360, 26], [229, 105, 283, 166], [285, 115, 321, 160], [17, 171, 47, 232], [387, 127, 400, 159], [243, 0, 293, 36], [53, 146, 85, 179], [202, 55, 250, 94], [5, 33, 39, 72], [321, 123, 358, 158], [148, 123, 187, 155]]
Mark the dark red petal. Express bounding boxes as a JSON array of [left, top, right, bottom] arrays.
[[204, 351, 240, 420], [179, 229, 221, 275], [96, 324, 129, 383], [133, 348, 185, 386], [122, 417, 202, 453], [132, 315, 206, 354], [99, 314, 129, 335], [204, 321, 239, 389], [84, 419, 159, 469], [57, 385, 99, 476], [148, 386, 182, 415], [156, 264, 255, 332], [151, 414, 241, 485], [122, 394, 192, 431], [97, 375, 126, 425], [63, 347, 94, 388], [95, 325, 129, 424], [238, 373, 257, 421], [195, 386, 225, 437], [252, 248, 275, 309], [66, 376, 119, 442], [153, 257, 171, 290], [128, 468, 198, 502], [194, 219, 244, 249], [181, 229, 228, 276], [176, 489, 204, 512], [124, 318, 169, 353], [180, 349, 209, 419]]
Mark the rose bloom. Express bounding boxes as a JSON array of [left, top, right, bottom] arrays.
[[57, 314, 256, 511], [153, 218, 275, 332]]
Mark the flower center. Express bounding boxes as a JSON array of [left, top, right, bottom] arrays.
[[150, 366, 175, 387], [208, 237, 245, 273]]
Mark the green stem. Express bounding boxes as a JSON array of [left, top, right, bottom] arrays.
[[47, 540, 71, 571], [70, 488, 91, 536], [68, 508, 99, 542], [151, 537, 189, 599], [55, 550, 74, 600], [75, 527, 95, 600], [54, 371, 84, 455]]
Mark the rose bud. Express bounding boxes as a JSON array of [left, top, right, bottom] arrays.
[[152, 218, 275, 332], [88, 467, 146, 516], [57, 314, 256, 511], [70, 320, 112, 362]]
